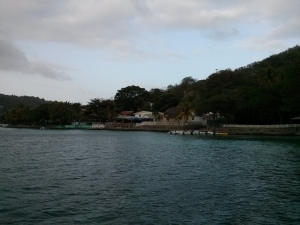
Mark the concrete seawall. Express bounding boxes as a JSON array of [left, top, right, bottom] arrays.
[[106, 124, 300, 136], [5, 124, 300, 136], [100, 122, 205, 132], [216, 126, 300, 136]]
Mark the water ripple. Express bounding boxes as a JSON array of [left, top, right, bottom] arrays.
[[0, 129, 299, 224]]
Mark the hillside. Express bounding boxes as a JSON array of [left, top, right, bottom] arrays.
[[1, 45, 299, 125], [191, 45, 300, 124], [0, 94, 51, 116]]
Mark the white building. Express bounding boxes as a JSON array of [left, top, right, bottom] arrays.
[[133, 111, 164, 121]]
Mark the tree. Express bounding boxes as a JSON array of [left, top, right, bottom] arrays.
[[0, 94, 50, 117], [258, 67, 281, 86], [165, 107, 177, 121], [28, 103, 50, 125], [148, 88, 165, 103], [179, 76, 197, 93], [88, 98, 116, 122], [280, 64, 300, 122], [3, 104, 30, 125], [114, 85, 149, 112], [176, 98, 195, 123], [48, 102, 76, 125], [165, 76, 198, 101], [4, 110, 17, 124], [152, 92, 180, 113]]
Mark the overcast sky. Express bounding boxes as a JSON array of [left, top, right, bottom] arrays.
[[0, 0, 299, 104]]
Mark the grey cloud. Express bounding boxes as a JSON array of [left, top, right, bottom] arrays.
[[140, 0, 246, 30], [1, 0, 243, 46], [207, 29, 239, 41], [0, 0, 136, 44], [269, 18, 300, 39], [0, 0, 299, 56], [30, 60, 72, 81], [0, 35, 71, 80], [1, 1, 298, 38], [0, 35, 30, 72]]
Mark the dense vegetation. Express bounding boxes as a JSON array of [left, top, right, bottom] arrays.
[[1, 45, 300, 125], [0, 94, 51, 116]]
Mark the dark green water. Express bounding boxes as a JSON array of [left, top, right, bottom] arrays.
[[1, 128, 300, 224]]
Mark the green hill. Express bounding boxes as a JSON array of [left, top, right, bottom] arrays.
[[0, 94, 51, 116], [1, 45, 299, 125], [191, 45, 300, 124]]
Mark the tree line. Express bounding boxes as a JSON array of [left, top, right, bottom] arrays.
[[1, 45, 300, 125]]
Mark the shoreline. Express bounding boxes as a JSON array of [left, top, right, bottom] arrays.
[[2, 124, 300, 136]]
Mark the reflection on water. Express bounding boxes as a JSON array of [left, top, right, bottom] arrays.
[[0, 129, 299, 224]]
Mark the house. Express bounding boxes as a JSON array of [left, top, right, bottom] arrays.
[[134, 111, 153, 120], [113, 111, 135, 126], [119, 111, 133, 116], [117, 111, 134, 121], [134, 111, 165, 121], [113, 111, 161, 127]]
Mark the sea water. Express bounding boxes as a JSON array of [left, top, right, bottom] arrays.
[[1, 128, 300, 224]]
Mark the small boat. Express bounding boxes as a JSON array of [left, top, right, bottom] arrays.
[[168, 131, 177, 134]]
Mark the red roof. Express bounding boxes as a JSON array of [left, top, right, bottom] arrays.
[[120, 111, 134, 115]]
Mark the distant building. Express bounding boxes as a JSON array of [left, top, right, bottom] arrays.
[[134, 111, 165, 121], [133, 111, 153, 119], [92, 122, 105, 129]]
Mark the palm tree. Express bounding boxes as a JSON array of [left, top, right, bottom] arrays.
[[259, 67, 281, 86], [176, 99, 195, 123]]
